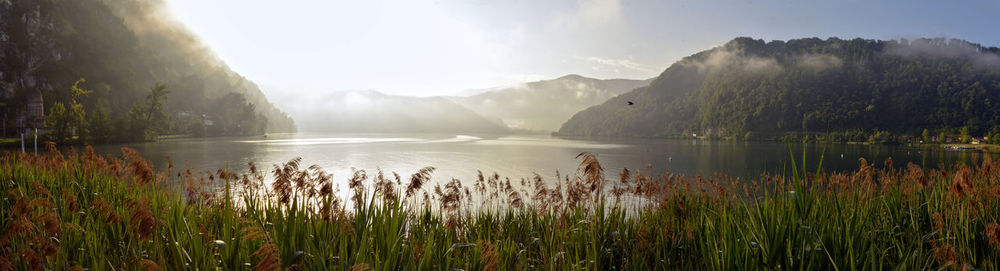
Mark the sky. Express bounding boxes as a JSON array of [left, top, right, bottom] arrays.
[[164, 0, 1000, 98]]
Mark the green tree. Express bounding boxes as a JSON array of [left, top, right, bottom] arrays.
[[988, 126, 1000, 144], [960, 126, 971, 144], [939, 131, 947, 144], [868, 130, 892, 144], [87, 102, 112, 143], [921, 129, 930, 144], [44, 103, 70, 142], [128, 83, 170, 141], [44, 78, 90, 142], [69, 78, 92, 139]]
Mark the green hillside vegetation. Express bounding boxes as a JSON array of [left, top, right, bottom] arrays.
[[558, 37, 1000, 143], [0, 0, 295, 143]]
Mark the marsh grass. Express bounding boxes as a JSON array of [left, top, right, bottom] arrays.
[[0, 144, 999, 270]]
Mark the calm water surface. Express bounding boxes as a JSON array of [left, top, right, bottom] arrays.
[[85, 133, 990, 190]]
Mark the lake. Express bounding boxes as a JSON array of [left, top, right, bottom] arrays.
[[73, 133, 992, 193]]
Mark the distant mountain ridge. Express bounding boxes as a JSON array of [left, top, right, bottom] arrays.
[[294, 75, 649, 134], [292, 90, 509, 134], [558, 37, 1000, 138], [448, 75, 651, 132]]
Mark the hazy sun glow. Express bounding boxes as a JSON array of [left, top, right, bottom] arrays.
[[164, 0, 1000, 100]]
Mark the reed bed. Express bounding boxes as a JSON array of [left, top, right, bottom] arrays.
[[1, 143, 999, 270]]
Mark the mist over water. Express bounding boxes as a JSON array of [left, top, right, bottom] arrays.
[[88, 133, 987, 194]]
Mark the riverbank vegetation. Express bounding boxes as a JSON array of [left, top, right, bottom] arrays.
[[0, 0, 295, 144], [1, 145, 998, 270]]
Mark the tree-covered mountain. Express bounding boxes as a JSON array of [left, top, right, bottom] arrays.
[[448, 75, 650, 132], [291, 90, 509, 134], [0, 0, 295, 143], [557, 37, 1000, 140]]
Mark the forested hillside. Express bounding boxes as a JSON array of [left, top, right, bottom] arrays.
[[0, 0, 295, 143], [558, 37, 1000, 141]]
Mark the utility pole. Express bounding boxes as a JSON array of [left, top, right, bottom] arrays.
[[33, 128, 37, 154]]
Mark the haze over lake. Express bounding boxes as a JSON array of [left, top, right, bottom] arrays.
[[88, 133, 987, 191]]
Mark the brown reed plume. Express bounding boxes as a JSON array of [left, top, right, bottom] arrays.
[[44, 141, 64, 167], [2, 198, 33, 244], [986, 223, 1000, 248], [128, 198, 156, 241], [272, 157, 302, 204], [531, 173, 549, 213], [349, 263, 370, 271], [407, 166, 436, 198], [944, 163, 971, 200], [480, 240, 499, 271], [576, 152, 604, 204], [436, 178, 468, 231], [139, 259, 162, 271], [90, 198, 121, 225], [373, 169, 398, 205], [348, 168, 368, 209], [252, 243, 281, 271], [122, 148, 156, 185]]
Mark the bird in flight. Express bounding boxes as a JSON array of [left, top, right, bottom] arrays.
[[627, 101, 634, 105]]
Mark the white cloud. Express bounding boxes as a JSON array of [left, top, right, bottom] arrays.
[[684, 48, 781, 73], [576, 56, 660, 74], [796, 54, 843, 70]]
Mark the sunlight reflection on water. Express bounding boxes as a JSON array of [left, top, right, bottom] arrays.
[[90, 133, 989, 200]]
